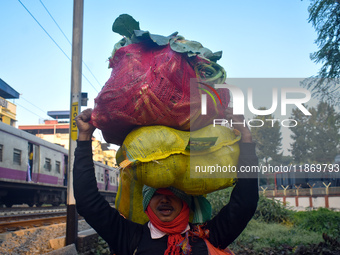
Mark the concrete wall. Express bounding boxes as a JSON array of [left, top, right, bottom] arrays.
[[272, 195, 340, 211]]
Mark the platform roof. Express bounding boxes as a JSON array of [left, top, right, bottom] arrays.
[[0, 79, 20, 99], [47, 110, 70, 119]]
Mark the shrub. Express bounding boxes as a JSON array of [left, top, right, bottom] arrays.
[[293, 207, 340, 237], [229, 219, 322, 253], [206, 188, 232, 217], [253, 195, 293, 224], [207, 191, 292, 224]]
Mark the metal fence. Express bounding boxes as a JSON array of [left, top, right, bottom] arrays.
[[260, 186, 340, 197]]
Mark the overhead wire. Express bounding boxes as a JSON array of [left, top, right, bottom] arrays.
[[15, 102, 47, 120], [38, 0, 106, 143], [17, 0, 71, 61], [39, 0, 72, 45], [13, 96, 52, 123], [39, 0, 103, 89], [16, 0, 108, 144], [20, 96, 52, 118], [17, 0, 99, 93]]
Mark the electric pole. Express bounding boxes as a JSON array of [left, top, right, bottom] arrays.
[[66, 0, 84, 246]]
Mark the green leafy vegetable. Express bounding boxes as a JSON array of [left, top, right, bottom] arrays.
[[112, 14, 140, 38], [110, 14, 226, 84], [133, 30, 178, 46]]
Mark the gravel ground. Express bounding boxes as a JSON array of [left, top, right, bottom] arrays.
[[0, 220, 92, 255]]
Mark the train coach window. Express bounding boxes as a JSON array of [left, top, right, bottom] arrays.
[[0, 144, 3, 162], [44, 158, 52, 171], [13, 149, 21, 165], [55, 161, 61, 173]]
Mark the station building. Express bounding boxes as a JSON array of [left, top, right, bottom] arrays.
[[0, 79, 19, 127]]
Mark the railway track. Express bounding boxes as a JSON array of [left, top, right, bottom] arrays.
[[0, 207, 81, 233], [0, 206, 66, 216]]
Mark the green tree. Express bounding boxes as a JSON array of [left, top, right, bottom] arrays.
[[270, 155, 294, 166], [303, 0, 340, 105], [290, 101, 340, 163], [289, 106, 311, 163], [250, 108, 283, 166]]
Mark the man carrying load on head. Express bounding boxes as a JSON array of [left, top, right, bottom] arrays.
[[73, 108, 258, 255]]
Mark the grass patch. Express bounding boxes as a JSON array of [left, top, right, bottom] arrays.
[[208, 193, 340, 253], [229, 219, 322, 252], [293, 208, 340, 237]]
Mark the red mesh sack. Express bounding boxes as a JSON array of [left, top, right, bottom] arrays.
[[91, 15, 230, 145]]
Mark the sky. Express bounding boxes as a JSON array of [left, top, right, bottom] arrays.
[[0, 0, 325, 152]]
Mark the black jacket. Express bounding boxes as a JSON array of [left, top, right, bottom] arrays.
[[73, 141, 258, 255]]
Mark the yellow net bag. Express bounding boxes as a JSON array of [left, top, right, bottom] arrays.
[[115, 168, 149, 224], [115, 125, 241, 223]]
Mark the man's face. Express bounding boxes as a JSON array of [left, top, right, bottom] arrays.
[[149, 191, 183, 222]]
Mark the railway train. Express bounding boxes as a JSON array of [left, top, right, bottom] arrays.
[[0, 121, 119, 207]]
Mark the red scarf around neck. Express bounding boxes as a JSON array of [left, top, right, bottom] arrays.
[[146, 196, 190, 255]]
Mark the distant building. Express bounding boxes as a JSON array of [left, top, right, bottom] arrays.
[[92, 139, 117, 168], [0, 79, 19, 127], [19, 111, 117, 167], [19, 119, 70, 149], [0, 79, 116, 166]]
